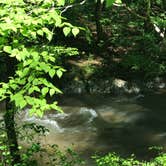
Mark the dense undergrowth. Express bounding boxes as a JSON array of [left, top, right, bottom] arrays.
[[93, 152, 166, 166], [1, 138, 166, 166]]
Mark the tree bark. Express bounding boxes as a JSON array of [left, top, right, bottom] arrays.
[[144, 0, 152, 32], [162, 0, 166, 10], [4, 102, 20, 165], [95, 0, 103, 42], [4, 55, 20, 165]]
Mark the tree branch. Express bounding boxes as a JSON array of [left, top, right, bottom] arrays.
[[61, 0, 87, 14]]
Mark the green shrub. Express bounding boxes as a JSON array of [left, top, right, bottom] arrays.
[[93, 152, 166, 166]]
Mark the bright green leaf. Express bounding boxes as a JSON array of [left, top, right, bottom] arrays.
[[115, 0, 122, 3], [49, 89, 55, 96], [49, 69, 56, 78], [72, 27, 80, 37], [41, 87, 49, 96], [63, 27, 71, 36], [57, 0, 65, 6], [36, 109, 43, 117], [3, 46, 12, 54], [37, 29, 44, 36], [57, 70, 63, 78], [19, 99, 27, 109]]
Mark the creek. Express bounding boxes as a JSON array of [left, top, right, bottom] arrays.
[[1, 90, 166, 165]]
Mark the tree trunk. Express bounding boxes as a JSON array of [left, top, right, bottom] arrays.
[[4, 55, 20, 165], [144, 0, 152, 32], [95, 0, 103, 42], [162, 0, 166, 10], [4, 102, 20, 165]]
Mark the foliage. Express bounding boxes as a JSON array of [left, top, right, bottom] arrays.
[[0, 142, 85, 166], [0, 133, 11, 165], [0, 0, 79, 116], [42, 144, 85, 166], [0, 120, 84, 166], [0, 0, 80, 164], [63, 0, 166, 78], [93, 152, 166, 166]]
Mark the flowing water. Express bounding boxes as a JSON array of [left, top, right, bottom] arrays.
[[1, 90, 166, 165]]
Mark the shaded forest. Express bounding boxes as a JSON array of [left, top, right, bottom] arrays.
[[0, 0, 166, 165]]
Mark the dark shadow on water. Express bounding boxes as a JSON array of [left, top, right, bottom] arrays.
[[93, 91, 166, 160], [58, 91, 166, 161]]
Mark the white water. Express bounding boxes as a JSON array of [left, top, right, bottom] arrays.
[[79, 107, 98, 123], [22, 107, 99, 133]]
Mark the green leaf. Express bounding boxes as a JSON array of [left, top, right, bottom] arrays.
[[115, 0, 122, 3], [63, 27, 71, 36], [10, 84, 18, 90], [41, 87, 49, 96], [28, 88, 33, 94], [54, 87, 62, 94], [25, 96, 34, 105], [11, 93, 24, 107], [106, 0, 115, 7], [40, 62, 51, 73], [31, 51, 39, 61], [16, 54, 22, 61], [3, 46, 12, 53], [49, 69, 56, 78], [49, 89, 55, 96], [51, 102, 63, 112], [47, 32, 53, 41], [19, 99, 27, 109], [34, 86, 40, 92], [36, 109, 43, 117], [42, 27, 53, 41], [49, 56, 55, 62], [57, 70, 63, 78], [11, 93, 21, 102], [37, 29, 44, 36], [72, 27, 79, 37], [41, 51, 48, 56], [55, 17, 62, 27], [57, 0, 65, 6]]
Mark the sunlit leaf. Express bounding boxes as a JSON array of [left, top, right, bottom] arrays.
[[19, 99, 27, 109], [41, 87, 49, 96], [63, 27, 71, 36], [49, 88, 55, 96], [57, 0, 65, 6], [49, 69, 56, 78], [72, 27, 80, 37], [37, 29, 44, 36], [57, 70, 63, 78], [3, 46, 12, 53]]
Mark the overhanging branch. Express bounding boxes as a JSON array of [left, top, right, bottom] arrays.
[[60, 0, 87, 14]]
